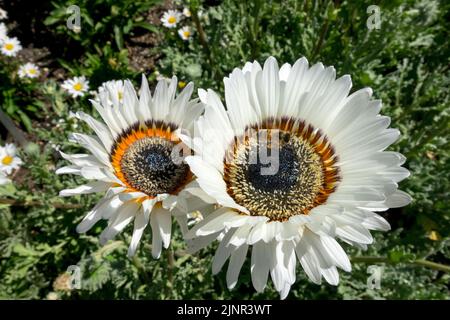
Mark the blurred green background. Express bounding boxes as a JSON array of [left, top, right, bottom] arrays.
[[0, 0, 448, 299]]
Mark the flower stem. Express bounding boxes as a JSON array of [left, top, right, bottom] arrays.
[[165, 246, 175, 298], [311, 18, 329, 60], [0, 198, 83, 209], [191, 8, 210, 57], [351, 256, 450, 273], [190, 6, 221, 83], [0, 107, 29, 147], [132, 255, 151, 283]]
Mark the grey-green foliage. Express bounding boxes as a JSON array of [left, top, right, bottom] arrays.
[[0, 0, 449, 299]]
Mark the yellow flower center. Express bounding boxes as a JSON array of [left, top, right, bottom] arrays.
[[4, 43, 14, 51], [168, 16, 176, 24], [28, 68, 37, 75], [73, 83, 83, 91], [183, 31, 190, 38], [2, 155, 13, 165]]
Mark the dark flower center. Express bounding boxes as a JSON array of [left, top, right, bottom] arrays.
[[223, 118, 340, 221]]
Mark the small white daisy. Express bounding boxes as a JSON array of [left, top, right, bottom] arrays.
[[161, 10, 181, 28], [1, 37, 22, 57], [61, 76, 89, 98], [0, 22, 7, 41], [181, 56, 412, 299], [178, 26, 192, 41], [182, 8, 191, 17], [57, 75, 208, 258], [18, 62, 40, 79], [0, 8, 7, 20], [97, 80, 125, 105], [0, 143, 22, 175], [0, 171, 10, 185]]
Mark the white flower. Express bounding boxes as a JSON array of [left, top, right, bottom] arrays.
[[97, 80, 125, 105], [0, 22, 7, 41], [0, 8, 7, 20], [1, 37, 22, 57], [178, 26, 192, 41], [181, 56, 412, 299], [0, 143, 22, 175], [61, 76, 89, 98], [18, 62, 40, 79], [0, 171, 10, 185], [57, 75, 208, 258], [182, 8, 191, 17], [161, 10, 181, 28]]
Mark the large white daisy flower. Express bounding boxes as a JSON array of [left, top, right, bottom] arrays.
[[57, 75, 207, 258], [182, 57, 412, 298], [1, 37, 22, 57], [161, 10, 181, 28], [18, 62, 40, 79], [0, 143, 22, 175], [61, 76, 89, 98]]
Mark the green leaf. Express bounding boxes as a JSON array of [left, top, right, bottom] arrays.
[[17, 110, 32, 132], [114, 25, 124, 50], [133, 21, 159, 34]]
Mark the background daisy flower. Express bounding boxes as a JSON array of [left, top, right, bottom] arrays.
[[18, 62, 40, 79], [182, 8, 191, 17], [161, 10, 181, 28], [181, 56, 412, 299], [57, 75, 207, 258], [0, 8, 7, 20], [61, 76, 89, 98], [178, 26, 192, 41], [1, 37, 22, 57], [0, 22, 7, 41], [97, 80, 125, 105], [0, 143, 22, 175]]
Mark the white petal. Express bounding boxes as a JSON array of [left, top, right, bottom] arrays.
[[75, 111, 114, 151], [77, 196, 119, 233], [69, 133, 110, 166], [295, 240, 322, 284], [127, 208, 149, 258], [250, 241, 271, 292], [138, 74, 153, 121], [59, 181, 111, 196], [150, 206, 172, 255], [321, 266, 339, 285], [99, 201, 138, 245], [384, 190, 412, 208], [226, 244, 248, 289], [320, 236, 352, 272], [212, 231, 235, 274]]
